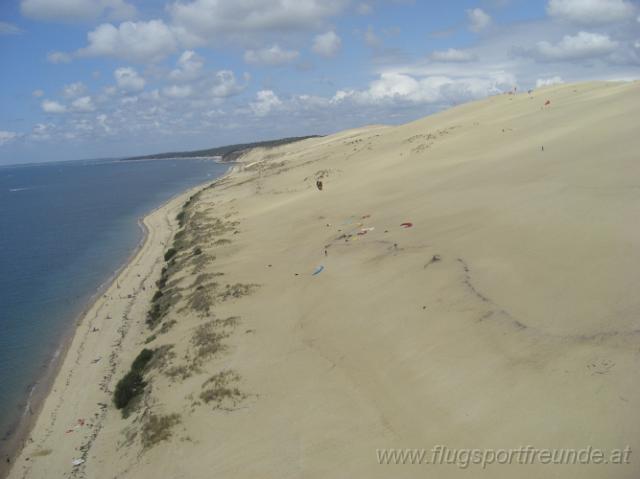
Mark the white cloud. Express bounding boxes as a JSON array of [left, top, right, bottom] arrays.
[[169, 0, 349, 46], [430, 48, 477, 62], [62, 82, 87, 99], [32, 89, 45, 98], [250, 90, 282, 116], [536, 76, 564, 87], [244, 44, 299, 65], [356, 3, 373, 14], [331, 71, 516, 106], [163, 85, 193, 98], [47, 51, 72, 64], [120, 95, 138, 105], [9, 1, 640, 159], [21, 0, 136, 22], [467, 8, 492, 32], [312, 31, 342, 57], [41, 100, 67, 113], [139, 89, 160, 102], [71, 96, 96, 112], [29, 123, 53, 141], [547, 0, 636, 25], [0, 131, 18, 146], [534, 31, 618, 61], [363, 25, 381, 48], [211, 70, 249, 98], [0, 21, 22, 35], [104, 0, 136, 20], [169, 50, 204, 82], [114, 67, 145, 91], [78, 20, 177, 63], [96, 114, 112, 133]]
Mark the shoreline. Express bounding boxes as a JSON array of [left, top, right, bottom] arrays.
[[6, 81, 636, 479], [0, 215, 151, 474], [1, 167, 231, 478]]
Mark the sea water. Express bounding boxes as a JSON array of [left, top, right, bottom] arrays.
[[0, 158, 227, 445]]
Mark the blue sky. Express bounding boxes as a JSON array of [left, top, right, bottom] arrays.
[[0, 0, 638, 164]]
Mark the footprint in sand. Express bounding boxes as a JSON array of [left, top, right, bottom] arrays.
[[587, 359, 615, 375]]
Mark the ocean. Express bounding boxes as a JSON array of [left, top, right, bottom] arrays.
[[0, 158, 227, 446]]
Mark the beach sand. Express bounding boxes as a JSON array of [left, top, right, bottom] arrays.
[[7, 81, 640, 478]]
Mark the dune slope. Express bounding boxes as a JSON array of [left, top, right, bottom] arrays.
[[10, 81, 640, 479]]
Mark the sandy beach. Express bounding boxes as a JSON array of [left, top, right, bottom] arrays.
[[2, 179, 215, 478], [6, 81, 640, 478]]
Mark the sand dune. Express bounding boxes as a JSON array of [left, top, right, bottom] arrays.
[[8, 81, 640, 478]]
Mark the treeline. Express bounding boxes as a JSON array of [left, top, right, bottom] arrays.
[[123, 135, 321, 162]]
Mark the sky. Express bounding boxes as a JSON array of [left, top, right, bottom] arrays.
[[0, 0, 639, 164]]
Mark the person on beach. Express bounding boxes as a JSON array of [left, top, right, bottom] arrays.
[[316, 180, 323, 191]]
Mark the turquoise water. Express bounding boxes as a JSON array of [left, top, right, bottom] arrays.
[[0, 158, 227, 445]]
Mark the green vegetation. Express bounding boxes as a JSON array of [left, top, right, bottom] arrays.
[[141, 413, 181, 449], [151, 290, 163, 302], [176, 211, 186, 228], [200, 370, 245, 410], [131, 348, 154, 371], [123, 136, 320, 162], [147, 302, 164, 328], [191, 319, 229, 361], [188, 286, 216, 316], [159, 319, 177, 334], [220, 283, 258, 301], [191, 253, 214, 273], [173, 229, 187, 249], [113, 371, 145, 410], [113, 349, 155, 411], [164, 364, 192, 382], [146, 288, 182, 329], [164, 248, 177, 262], [156, 267, 168, 289], [147, 344, 175, 372]]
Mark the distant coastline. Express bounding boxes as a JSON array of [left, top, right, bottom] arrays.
[[121, 135, 320, 163], [119, 155, 225, 163]]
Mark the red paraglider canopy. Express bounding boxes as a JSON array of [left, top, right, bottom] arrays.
[[400, 222, 413, 228]]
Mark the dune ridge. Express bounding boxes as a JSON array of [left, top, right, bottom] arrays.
[[7, 80, 640, 479]]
